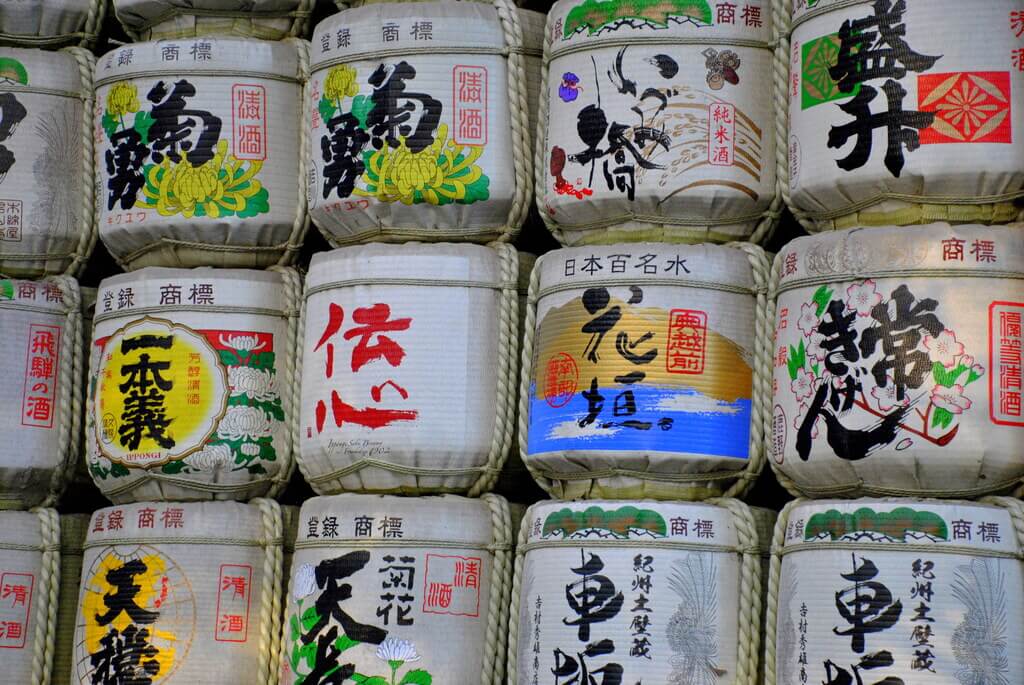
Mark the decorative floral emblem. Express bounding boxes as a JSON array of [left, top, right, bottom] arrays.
[[918, 72, 1013, 145]]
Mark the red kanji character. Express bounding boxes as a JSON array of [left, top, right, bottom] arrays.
[[2, 584, 28, 606], [219, 614, 244, 632], [344, 304, 412, 372], [222, 576, 247, 598], [318, 391, 418, 431]]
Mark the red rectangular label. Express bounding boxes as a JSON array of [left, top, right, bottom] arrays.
[[453, 66, 488, 146], [232, 84, 267, 161], [21, 324, 60, 428], [990, 301, 1024, 425], [708, 103, 735, 166], [0, 573, 33, 649], [422, 554, 481, 618], [215, 564, 252, 642], [667, 309, 708, 375]]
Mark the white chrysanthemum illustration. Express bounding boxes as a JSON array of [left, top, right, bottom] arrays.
[[796, 302, 820, 336], [376, 637, 421, 664], [846, 279, 881, 317], [219, 333, 266, 353], [240, 442, 260, 456], [185, 443, 233, 471], [924, 329, 965, 369], [292, 563, 317, 600], [218, 405, 273, 441], [932, 384, 972, 415], [871, 376, 910, 412], [228, 366, 278, 401], [791, 368, 815, 402]]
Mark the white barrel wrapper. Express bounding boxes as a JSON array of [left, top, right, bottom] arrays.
[[0, 47, 94, 278], [53, 513, 89, 685], [307, 1, 535, 245], [280, 493, 512, 685], [521, 242, 769, 499], [771, 223, 1024, 498], [299, 243, 517, 495], [86, 267, 300, 503], [72, 500, 283, 685], [0, 0, 104, 48], [770, 497, 1024, 685], [113, 0, 313, 41], [94, 38, 308, 269], [0, 509, 59, 685], [787, 0, 1024, 229], [510, 499, 761, 685], [538, 0, 780, 246], [0, 276, 81, 509]]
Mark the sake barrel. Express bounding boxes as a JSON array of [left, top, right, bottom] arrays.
[[537, 0, 781, 246], [72, 500, 283, 685], [113, 0, 313, 41], [786, 0, 1024, 231], [85, 267, 301, 503], [0, 0, 105, 48], [299, 243, 518, 495], [521, 242, 770, 500], [0, 508, 59, 685], [509, 499, 762, 685], [767, 497, 1024, 685], [53, 513, 88, 685], [770, 223, 1024, 498], [0, 275, 81, 509], [0, 47, 95, 278], [306, 1, 533, 246], [280, 493, 512, 685], [94, 38, 309, 270]]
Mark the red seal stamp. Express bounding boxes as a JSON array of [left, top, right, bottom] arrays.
[[543, 353, 578, 408]]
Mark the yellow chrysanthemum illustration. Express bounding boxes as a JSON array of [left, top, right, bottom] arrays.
[[356, 124, 489, 206], [323, 65, 359, 103], [107, 83, 140, 117], [140, 140, 266, 218]]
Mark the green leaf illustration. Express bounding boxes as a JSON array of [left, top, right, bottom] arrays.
[[334, 634, 360, 654], [160, 459, 189, 475], [458, 169, 490, 205], [249, 351, 276, 371], [133, 110, 156, 145], [110, 463, 130, 478], [351, 676, 388, 685], [932, 407, 954, 430], [966, 370, 981, 385], [811, 285, 834, 317], [318, 95, 338, 125], [102, 111, 119, 140], [932, 362, 968, 388], [236, 186, 270, 218], [811, 363, 820, 376], [300, 606, 320, 633], [787, 339, 807, 381], [351, 94, 375, 130], [400, 670, 433, 685]]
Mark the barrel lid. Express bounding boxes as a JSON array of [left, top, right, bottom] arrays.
[[96, 37, 302, 85], [96, 266, 291, 319], [59, 514, 90, 554], [0, 277, 73, 315], [777, 223, 1024, 292], [84, 501, 272, 546], [307, 243, 507, 294], [113, 0, 305, 32], [522, 499, 742, 550], [548, 0, 773, 54], [312, 1, 505, 70], [296, 494, 502, 549], [782, 498, 1022, 556], [0, 510, 47, 550], [0, 47, 84, 95], [536, 242, 756, 295]]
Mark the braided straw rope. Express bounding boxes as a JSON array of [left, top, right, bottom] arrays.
[[763, 497, 802, 685], [505, 500, 531, 685], [267, 266, 303, 500], [29, 507, 60, 685], [253, 498, 284, 685], [518, 244, 768, 499], [535, 2, 783, 246], [279, 38, 312, 268], [41, 275, 82, 509], [65, 47, 97, 279], [480, 494, 512, 685]]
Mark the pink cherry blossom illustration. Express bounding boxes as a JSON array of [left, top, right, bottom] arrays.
[[931, 384, 972, 414], [845, 279, 882, 317], [923, 329, 965, 369], [794, 403, 819, 438], [960, 354, 986, 378], [791, 368, 816, 402], [796, 302, 820, 337], [871, 376, 910, 412], [806, 332, 826, 363]]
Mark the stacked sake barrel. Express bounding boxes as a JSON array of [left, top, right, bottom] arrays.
[[506, 0, 784, 679], [767, 0, 1024, 681]]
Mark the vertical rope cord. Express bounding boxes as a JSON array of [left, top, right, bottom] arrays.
[[764, 498, 802, 685], [255, 498, 283, 685], [493, 0, 532, 240], [480, 494, 511, 684], [471, 245, 518, 496], [292, 0, 315, 37], [267, 266, 303, 499], [765, 251, 803, 496], [82, 0, 106, 48], [723, 243, 770, 500], [709, 498, 761, 685], [281, 38, 312, 267], [29, 508, 60, 685], [505, 501, 531, 685], [43, 276, 82, 508], [65, 47, 98, 279], [533, 11, 565, 244], [517, 259, 554, 494]]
